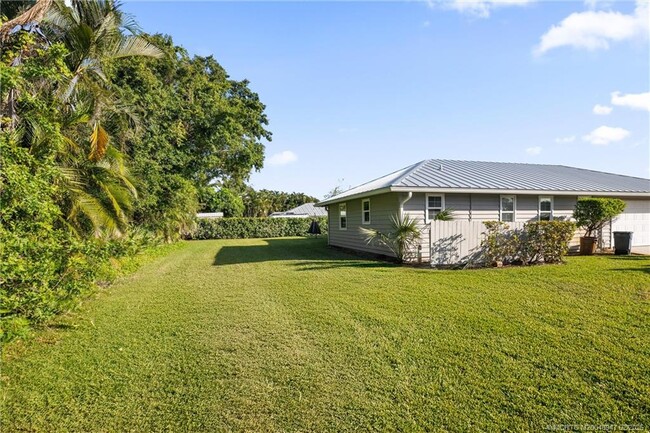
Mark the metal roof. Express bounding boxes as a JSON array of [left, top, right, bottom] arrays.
[[271, 202, 327, 217], [318, 159, 650, 205]]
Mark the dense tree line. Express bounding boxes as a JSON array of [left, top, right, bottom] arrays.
[[198, 187, 319, 217], [0, 0, 273, 339]]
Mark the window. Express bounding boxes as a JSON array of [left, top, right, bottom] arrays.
[[539, 196, 553, 221], [339, 203, 347, 229], [362, 199, 371, 225], [426, 194, 445, 221], [500, 195, 515, 222]]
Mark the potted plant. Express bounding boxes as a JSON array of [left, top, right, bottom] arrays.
[[572, 198, 625, 255]]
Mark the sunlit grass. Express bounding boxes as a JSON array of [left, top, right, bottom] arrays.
[[2, 237, 649, 432]]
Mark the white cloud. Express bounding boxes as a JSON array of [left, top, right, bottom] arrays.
[[555, 135, 576, 144], [611, 91, 650, 111], [526, 146, 542, 155], [582, 126, 630, 145], [593, 104, 612, 115], [267, 150, 298, 166], [433, 0, 534, 18], [534, 0, 649, 55]]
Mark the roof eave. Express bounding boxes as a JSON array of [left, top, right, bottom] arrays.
[[389, 186, 650, 197], [316, 187, 393, 206]]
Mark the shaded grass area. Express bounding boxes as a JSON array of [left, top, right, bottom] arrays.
[[2, 237, 649, 432]]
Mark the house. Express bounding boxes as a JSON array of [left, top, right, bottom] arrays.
[[317, 159, 650, 264], [270, 202, 327, 218]]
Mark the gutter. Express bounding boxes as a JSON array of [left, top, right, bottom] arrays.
[[389, 186, 650, 198]]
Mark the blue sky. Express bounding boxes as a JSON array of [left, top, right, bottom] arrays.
[[124, 1, 649, 198]]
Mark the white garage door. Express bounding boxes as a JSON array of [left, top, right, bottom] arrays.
[[611, 199, 650, 246]]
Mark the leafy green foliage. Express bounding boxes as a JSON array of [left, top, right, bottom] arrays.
[[198, 187, 244, 217], [481, 221, 520, 265], [481, 220, 576, 266], [242, 188, 319, 217], [573, 198, 626, 237], [360, 214, 421, 263], [190, 217, 328, 240], [433, 208, 454, 221], [1, 0, 272, 341], [521, 221, 577, 264]]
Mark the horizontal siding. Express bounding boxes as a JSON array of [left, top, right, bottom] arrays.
[[327, 193, 399, 257], [470, 194, 500, 221], [327, 191, 647, 261], [403, 193, 430, 262]]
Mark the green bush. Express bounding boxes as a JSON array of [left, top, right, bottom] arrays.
[[189, 217, 328, 240], [521, 221, 576, 264], [0, 141, 159, 343], [481, 220, 576, 266], [481, 221, 521, 265], [573, 198, 626, 238]]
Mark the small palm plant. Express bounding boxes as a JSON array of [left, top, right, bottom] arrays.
[[360, 214, 421, 263]]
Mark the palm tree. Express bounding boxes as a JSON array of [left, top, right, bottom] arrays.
[[37, 0, 163, 236], [360, 214, 422, 263]]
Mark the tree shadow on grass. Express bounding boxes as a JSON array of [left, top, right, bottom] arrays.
[[213, 237, 395, 269]]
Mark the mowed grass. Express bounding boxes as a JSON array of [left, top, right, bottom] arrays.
[[2, 238, 649, 432]]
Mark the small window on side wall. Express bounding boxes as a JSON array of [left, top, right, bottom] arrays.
[[500, 195, 515, 222], [362, 199, 371, 225], [426, 194, 444, 221], [339, 203, 347, 229], [539, 196, 553, 221]]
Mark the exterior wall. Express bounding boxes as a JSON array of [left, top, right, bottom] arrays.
[[327, 192, 649, 262], [610, 198, 650, 247], [327, 193, 399, 257]]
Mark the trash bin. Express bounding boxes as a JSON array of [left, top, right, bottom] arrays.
[[613, 231, 633, 255]]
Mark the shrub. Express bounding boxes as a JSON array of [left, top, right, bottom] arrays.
[[481, 221, 521, 265], [188, 217, 328, 240], [481, 220, 576, 266], [521, 221, 576, 264], [0, 141, 159, 343], [573, 198, 626, 238]]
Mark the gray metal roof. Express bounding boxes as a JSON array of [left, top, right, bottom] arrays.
[[271, 202, 327, 217], [319, 159, 650, 205]]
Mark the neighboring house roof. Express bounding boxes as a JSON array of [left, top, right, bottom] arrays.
[[319, 159, 650, 206], [270, 202, 327, 217]]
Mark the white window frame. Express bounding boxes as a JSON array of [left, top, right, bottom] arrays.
[[500, 195, 516, 222], [361, 199, 371, 225], [339, 203, 347, 230], [538, 196, 554, 221], [425, 193, 445, 223]]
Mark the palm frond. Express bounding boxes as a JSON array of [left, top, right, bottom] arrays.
[[89, 122, 109, 161], [112, 35, 164, 59]]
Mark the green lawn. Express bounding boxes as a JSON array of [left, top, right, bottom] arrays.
[[2, 237, 649, 432]]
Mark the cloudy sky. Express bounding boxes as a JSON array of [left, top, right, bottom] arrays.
[[125, 0, 649, 198]]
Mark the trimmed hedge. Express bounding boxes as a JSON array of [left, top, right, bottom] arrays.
[[188, 217, 328, 240]]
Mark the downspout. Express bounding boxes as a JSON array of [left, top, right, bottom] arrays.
[[326, 206, 330, 246], [398, 192, 413, 219], [398, 192, 418, 262]]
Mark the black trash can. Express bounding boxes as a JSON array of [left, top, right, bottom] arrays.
[[613, 231, 633, 255]]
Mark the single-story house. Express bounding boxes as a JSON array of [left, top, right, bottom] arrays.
[[270, 202, 327, 218], [317, 159, 650, 264]]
